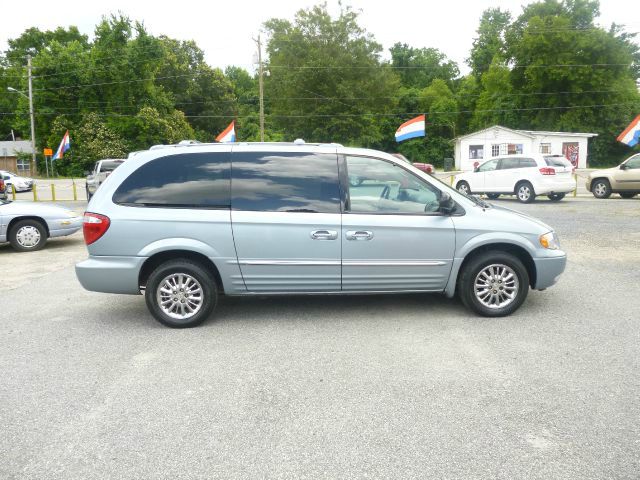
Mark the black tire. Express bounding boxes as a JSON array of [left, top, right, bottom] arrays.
[[458, 251, 529, 317], [515, 181, 536, 203], [591, 179, 611, 199], [620, 192, 637, 199], [456, 181, 471, 195], [9, 219, 47, 252], [145, 259, 217, 328], [547, 193, 566, 202], [486, 193, 500, 200]]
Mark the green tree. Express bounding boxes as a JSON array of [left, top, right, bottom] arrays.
[[390, 43, 459, 89], [467, 8, 512, 79], [264, 4, 400, 146]]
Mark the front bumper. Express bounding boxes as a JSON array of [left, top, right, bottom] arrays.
[[533, 253, 567, 290], [76, 255, 146, 294], [49, 216, 82, 238]]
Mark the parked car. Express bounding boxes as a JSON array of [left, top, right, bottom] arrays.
[[0, 200, 82, 251], [586, 153, 640, 199], [454, 154, 575, 203], [86, 159, 125, 200], [0, 170, 34, 193], [390, 153, 434, 174], [76, 142, 566, 328], [0, 178, 7, 201]]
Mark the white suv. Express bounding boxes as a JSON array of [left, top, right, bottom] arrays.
[[454, 154, 575, 203]]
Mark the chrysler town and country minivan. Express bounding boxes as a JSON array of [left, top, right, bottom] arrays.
[[76, 142, 566, 328]]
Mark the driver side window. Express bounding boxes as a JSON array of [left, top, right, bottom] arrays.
[[625, 155, 640, 169], [346, 156, 441, 214]]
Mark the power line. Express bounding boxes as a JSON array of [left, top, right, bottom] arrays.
[[1, 101, 636, 118]]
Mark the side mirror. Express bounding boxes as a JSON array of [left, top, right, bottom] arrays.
[[620, 163, 628, 170], [473, 167, 479, 173], [438, 192, 456, 215]]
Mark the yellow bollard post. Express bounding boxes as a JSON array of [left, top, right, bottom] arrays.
[[72, 180, 78, 201], [573, 173, 577, 197], [11, 185, 16, 201], [51, 183, 56, 202], [32, 183, 38, 201], [450, 175, 454, 186]]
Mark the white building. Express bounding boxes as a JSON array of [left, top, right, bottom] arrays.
[[454, 125, 598, 171]]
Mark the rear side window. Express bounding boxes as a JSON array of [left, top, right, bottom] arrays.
[[113, 152, 230, 208], [519, 158, 538, 168], [498, 158, 520, 170], [231, 152, 340, 213]]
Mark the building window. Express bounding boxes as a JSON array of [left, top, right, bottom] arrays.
[[508, 143, 523, 154], [540, 143, 552, 154], [16, 158, 30, 173], [491, 144, 500, 157], [469, 145, 484, 159]]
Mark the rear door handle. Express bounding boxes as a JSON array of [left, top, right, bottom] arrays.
[[310, 230, 338, 240], [346, 230, 373, 241]]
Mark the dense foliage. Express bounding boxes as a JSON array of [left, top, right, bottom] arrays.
[[1, 1, 638, 175]]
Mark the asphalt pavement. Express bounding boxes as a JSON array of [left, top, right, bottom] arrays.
[[1, 197, 639, 479]]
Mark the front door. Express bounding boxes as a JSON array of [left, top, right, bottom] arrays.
[[617, 154, 640, 191], [342, 155, 456, 292], [474, 158, 500, 192], [230, 147, 342, 292]]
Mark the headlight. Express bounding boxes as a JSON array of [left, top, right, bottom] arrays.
[[539, 231, 560, 250]]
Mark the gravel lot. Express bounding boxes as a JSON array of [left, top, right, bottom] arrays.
[[1, 197, 639, 479]]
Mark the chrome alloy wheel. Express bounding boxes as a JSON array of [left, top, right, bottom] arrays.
[[593, 182, 607, 197], [16, 225, 41, 248], [517, 185, 531, 202], [156, 273, 204, 320], [474, 264, 519, 309]]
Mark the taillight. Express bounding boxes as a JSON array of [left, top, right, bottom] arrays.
[[539, 167, 556, 175], [83, 212, 110, 245]]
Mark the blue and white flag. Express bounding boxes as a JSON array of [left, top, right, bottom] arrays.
[[52, 130, 70, 161], [395, 115, 426, 142], [617, 115, 640, 147]]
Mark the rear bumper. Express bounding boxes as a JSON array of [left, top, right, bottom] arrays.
[[533, 180, 575, 195], [533, 254, 567, 290], [75, 255, 145, 294]]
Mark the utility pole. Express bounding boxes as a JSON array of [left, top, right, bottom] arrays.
[[27, 56, 37, 175], [254, 35, 265, 142]]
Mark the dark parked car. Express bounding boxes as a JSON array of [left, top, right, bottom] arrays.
[[0, 177, 7, 200], [390, 153, 434, 174]]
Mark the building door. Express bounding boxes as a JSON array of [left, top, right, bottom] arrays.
[[562, 142, 580, 167]]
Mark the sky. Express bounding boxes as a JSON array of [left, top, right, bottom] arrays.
[[2, 0, 638, 74]]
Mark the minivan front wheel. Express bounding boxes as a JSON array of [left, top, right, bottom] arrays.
[[458, 251, 529, 317], [145, 259, 217, 328]]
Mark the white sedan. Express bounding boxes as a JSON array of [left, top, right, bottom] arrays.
[[0, 200, 82, 251], [454, 154, 575, 203], [0, 170, 34, 193]]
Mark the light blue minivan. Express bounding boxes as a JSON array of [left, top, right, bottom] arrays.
[[76, 142, 566, 327]]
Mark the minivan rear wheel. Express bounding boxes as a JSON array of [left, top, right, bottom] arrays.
[[145, 259, 217, 328], [458, 251, 529, 317]]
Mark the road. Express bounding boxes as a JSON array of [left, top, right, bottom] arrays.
[[1, 197, 639, 479]]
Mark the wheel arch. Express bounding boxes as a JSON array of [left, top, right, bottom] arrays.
[[8, 216, 50, 238], [138, 250, 224, 294], [589, 176, 611, 191], [445, 240, 537, 298]]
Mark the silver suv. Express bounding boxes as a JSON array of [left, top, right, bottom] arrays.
[[76, 143, 566, 328]]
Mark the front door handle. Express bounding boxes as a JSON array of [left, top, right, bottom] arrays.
[[346, 230, 374, 241], [310, 230, 338, 240]]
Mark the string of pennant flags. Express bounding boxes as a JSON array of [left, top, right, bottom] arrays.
[[45, 113, 640, 154]]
